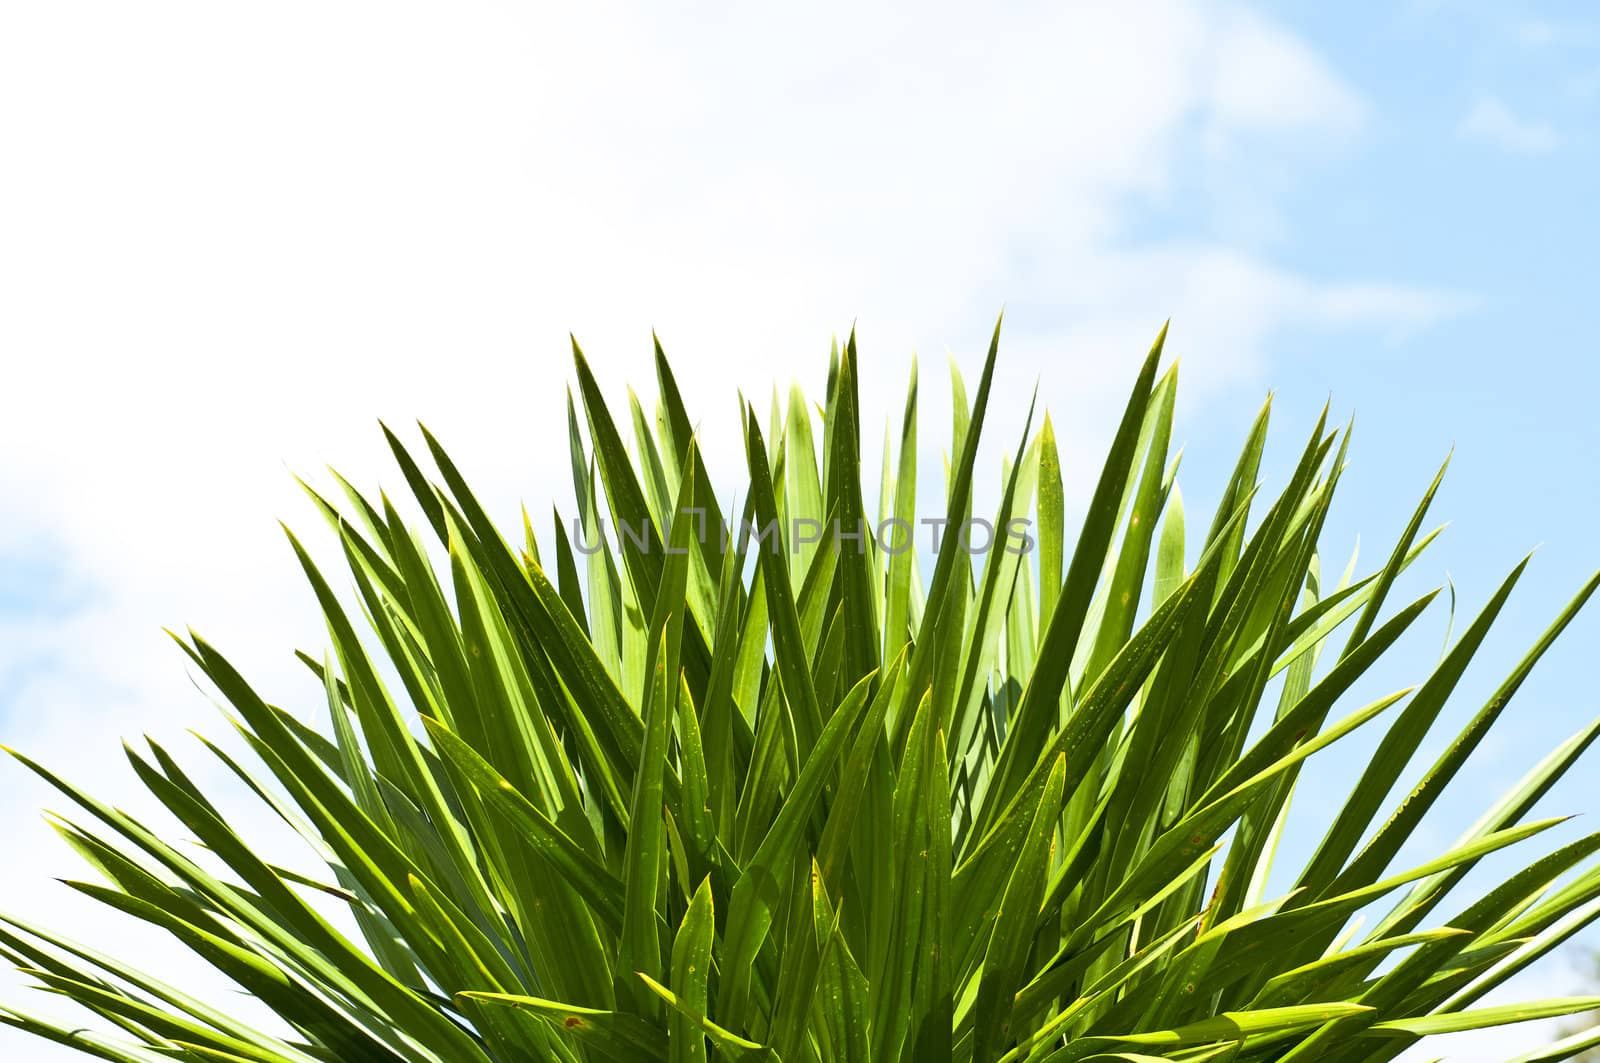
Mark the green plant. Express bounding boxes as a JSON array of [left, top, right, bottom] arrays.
[[4, 322, 1600, 1062], [1553, 948, 1600, 1060]]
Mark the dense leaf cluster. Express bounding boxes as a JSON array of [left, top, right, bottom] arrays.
[[5, 322, 1600, 1061]]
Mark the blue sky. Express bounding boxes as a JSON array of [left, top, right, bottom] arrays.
[[1, 1, 1597, 1059]]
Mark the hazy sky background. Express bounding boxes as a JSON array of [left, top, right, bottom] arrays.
[[3, 1, 1598, 1059]]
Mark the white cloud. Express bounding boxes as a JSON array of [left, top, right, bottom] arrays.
[[1518, 17, 1599, 49], [1204, 8, 1367, 142], [1569, 67, 1600, 101], [1459, 95, 1562, 154], [0, 1, 1464, 1056]]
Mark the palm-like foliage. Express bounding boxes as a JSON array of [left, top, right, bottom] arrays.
[[5, 322, 1600, 1062]]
